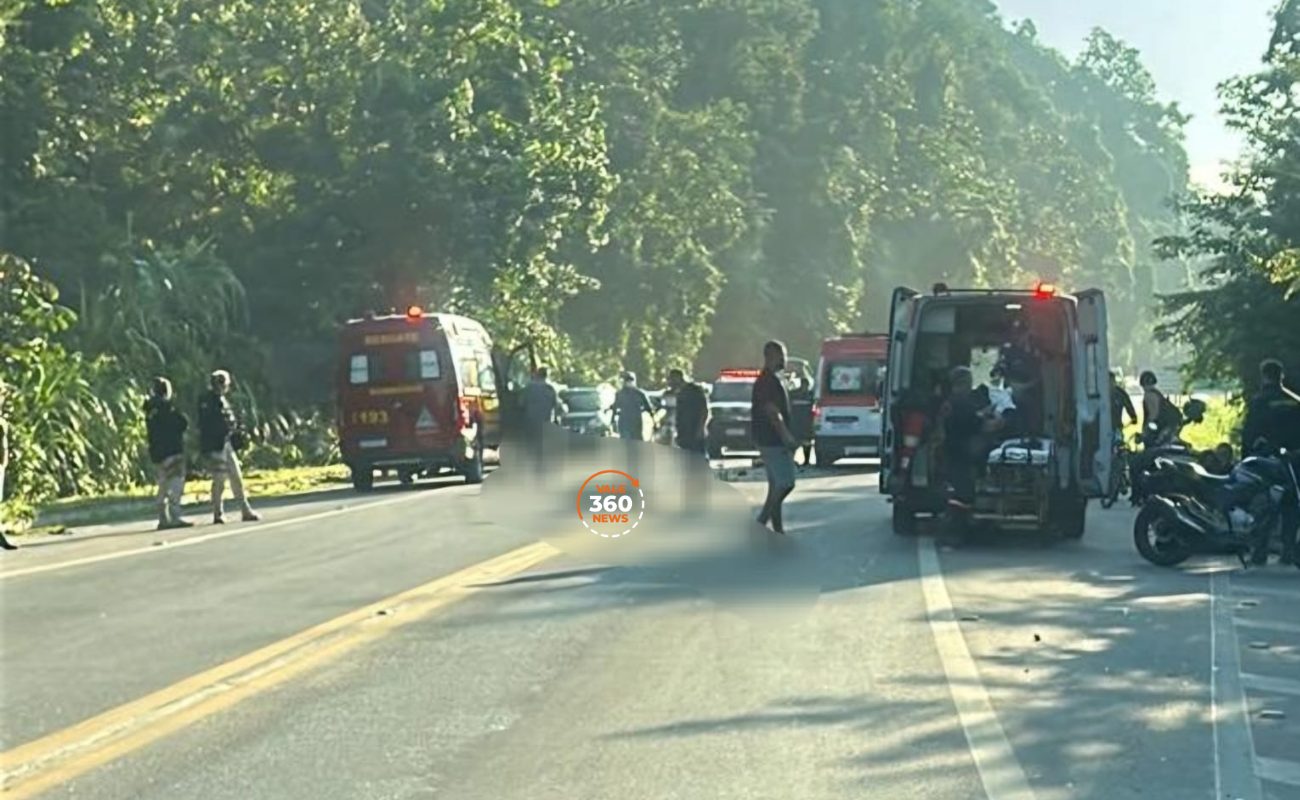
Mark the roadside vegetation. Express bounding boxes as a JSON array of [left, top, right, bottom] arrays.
[[1, 0, 1294, 524]]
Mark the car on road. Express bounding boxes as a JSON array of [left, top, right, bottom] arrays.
[[706, 369, 760, 457], [813, 334, 889, 465], [560, 384, 616, 436], [881, 282, 1112, 538], [337, 307, 500, 491]]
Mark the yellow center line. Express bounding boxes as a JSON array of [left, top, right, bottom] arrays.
[[0, 540, 561, 798]]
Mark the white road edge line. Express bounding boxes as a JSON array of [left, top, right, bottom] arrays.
[[1256, 757, 1300, 788], [1229, 583, 1300, 601], [1241, 672, 1300, 698], [1210, 570, 1264, 800], [0, 491, 434, 580], [1234, 616, 1300, 636], [918, 539, 1035, 800]]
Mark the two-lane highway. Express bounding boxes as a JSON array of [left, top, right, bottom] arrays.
[[2, 463, 1297, 799]]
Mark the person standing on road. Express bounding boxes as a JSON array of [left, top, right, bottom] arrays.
[[668, 369, 709, 455], [521, 366, 561, 478], [1110, 370, 1138, 434], [668, 368, 712, 512], [788, 373, 814, 466], [1241, 358, 1300, 566], [752, 341, 801, 534], [145, 377, 193, 530], [198, 370, 260, 525], [0, 381, 17, 550], [613, 371, 654, 442]]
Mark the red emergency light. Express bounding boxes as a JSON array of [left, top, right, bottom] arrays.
[[406, 305, 424, 320], [718, 368, 762, 378], [1032, 281, 1057, 299]]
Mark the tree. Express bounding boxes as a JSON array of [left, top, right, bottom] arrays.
[[1156, 0, 1300, 389]]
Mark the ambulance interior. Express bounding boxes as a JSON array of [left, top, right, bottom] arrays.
[[910, 297, 1075, 469]]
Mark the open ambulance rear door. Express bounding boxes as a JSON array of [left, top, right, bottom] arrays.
[[880, 287, 919, 494], [1073, 289, 1112, 497]]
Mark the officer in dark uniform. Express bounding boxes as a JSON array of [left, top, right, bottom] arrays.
[[1242, 359, 1300, 565]]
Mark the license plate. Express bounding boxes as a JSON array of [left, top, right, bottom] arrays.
[[845, 446, 874, 455], [726, 427, 745, 436], [359, 438, 388, 449], [828, 417, 855, 425]]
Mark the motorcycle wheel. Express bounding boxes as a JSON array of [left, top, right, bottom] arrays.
[[1133, 503, 1192, 566]]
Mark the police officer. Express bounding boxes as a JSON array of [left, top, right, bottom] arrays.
[[198, 370, 261, 524], [145, 377, 193, 530], [1242, 359, 1300, 566]]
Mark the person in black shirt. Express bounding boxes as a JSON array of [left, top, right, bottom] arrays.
[[198, 369, 261, 524], [145, 377, 193, 530], [752, 340, 801, 533], [943, 366, 1004, 509], [668, 369, 709, 454], [1110, 371, 1138, 434], [1241, 359, 1300, 566], [669, 368, 712, 511]]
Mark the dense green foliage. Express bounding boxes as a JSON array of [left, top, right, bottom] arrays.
[[1157, 0, 1300, 392], [2, 0, 1197, 514]]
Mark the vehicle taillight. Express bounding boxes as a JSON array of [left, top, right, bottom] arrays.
[[898, 409, 926, 470], [811, 404, 821, 421], [457, 400, 473, 431]]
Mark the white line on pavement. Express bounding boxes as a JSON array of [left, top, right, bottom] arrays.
[[1256, 757, 1300, 788], [1241, 672, 1300, 698], [918, 539, 1035, 800], [0, 491, 435, 581], [1229, 583, 1300, 601], [1234, 616, 1300, 636], [1210, 571, 1264, 800]]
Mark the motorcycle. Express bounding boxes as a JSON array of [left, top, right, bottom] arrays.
[[1133, 446, 1300, 567]]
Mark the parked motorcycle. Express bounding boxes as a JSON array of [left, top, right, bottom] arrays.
[[1133, 446, 1300, 567]]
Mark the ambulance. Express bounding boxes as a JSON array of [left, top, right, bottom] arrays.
[[337, 307, 512, 491], [812, 334, 889, 465]]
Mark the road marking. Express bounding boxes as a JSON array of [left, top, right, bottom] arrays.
[[1257, 757, 1300, 787], [1210, 571, 1264, 800], [0, 540, 560, 797], [1241, 673, 1300, 698], [918, 539, 1035, 800], [1229, 583, 1300, 601], [1235, 617, 1300, 636], [0, 491, 434, 580]]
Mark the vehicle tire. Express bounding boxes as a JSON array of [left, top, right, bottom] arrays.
[[1133, 503, 1192, 566], [816, 446, 838, 467], [463, 436, 485, 485], [892, 501, 917, 536], [1054, 494, 1087, 540], [398, 469, 415, 486], [351, 467, 374, 493], [707, 444, 724, 460]]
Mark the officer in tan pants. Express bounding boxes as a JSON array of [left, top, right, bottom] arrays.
[[144, 377, 193, 529], [197, 370, 260, 524]]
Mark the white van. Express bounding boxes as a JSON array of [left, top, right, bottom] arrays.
[[880, 283, 1112, 538]]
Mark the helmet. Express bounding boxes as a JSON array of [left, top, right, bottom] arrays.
[[1139, 370, 1157, 388], [1182, 398, 1207, 424]]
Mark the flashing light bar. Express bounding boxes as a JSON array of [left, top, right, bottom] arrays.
[[1032, 281, 1058, 299], [718, 368, 762, 378], [406, 305, 424, 319]]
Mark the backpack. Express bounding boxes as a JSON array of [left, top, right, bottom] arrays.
[[1156, 392, 1182, 433]]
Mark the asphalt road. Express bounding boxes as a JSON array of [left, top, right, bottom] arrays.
[[1, 456, 1298, 800]]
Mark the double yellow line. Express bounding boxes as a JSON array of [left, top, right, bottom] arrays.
[[1, 541, 559, 798]]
